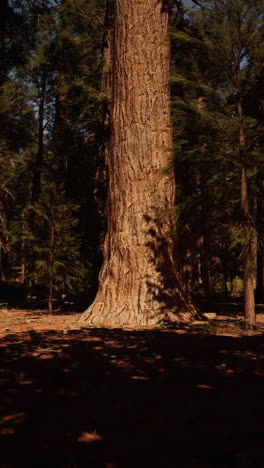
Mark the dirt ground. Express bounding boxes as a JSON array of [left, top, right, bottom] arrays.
[[0, 306, 264, 467]]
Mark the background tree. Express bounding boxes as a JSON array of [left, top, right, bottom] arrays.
[[171, 0, 264, 325], [23, 184, 87, 313], [1, 0, 106, 306]]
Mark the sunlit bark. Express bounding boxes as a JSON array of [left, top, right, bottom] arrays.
[[77, 0, 199, 326]]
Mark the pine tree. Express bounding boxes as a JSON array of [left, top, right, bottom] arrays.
[[0, 0, 37, 279], [170, 4, 230, 300], [172, 0, 264, 324], [23, 184, 88, 313], [49, 0, 106, 298]]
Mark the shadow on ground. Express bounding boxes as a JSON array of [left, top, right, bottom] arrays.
[[0, 327, 264, 467]]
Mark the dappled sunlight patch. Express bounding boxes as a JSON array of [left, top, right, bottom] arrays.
[[0, 412, 25, 424], [0, 412, 25, 435], [38, 353, 54, 360], [19, 379, 33, 385], [109, 358, 130, 368], [77, 431, 104, 443], [0, 427, 16, 435], [130, 375, 150, 381]]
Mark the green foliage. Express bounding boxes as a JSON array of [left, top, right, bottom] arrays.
[[170, 0, 264, 298], [0, 0, 106, 304], [228, 223, 256, 261], [23, 184, 90, 304]]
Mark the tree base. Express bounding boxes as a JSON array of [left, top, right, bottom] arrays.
[[72, 297, 203, 328]]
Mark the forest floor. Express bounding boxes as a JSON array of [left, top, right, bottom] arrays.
[[0, 304, 264, 467]]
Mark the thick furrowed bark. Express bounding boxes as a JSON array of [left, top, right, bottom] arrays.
[[76, 0, 200, 326]]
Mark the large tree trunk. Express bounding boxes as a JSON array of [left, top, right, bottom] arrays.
[[77, 0, 199, 326]]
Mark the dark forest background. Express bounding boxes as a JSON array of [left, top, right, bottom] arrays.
[[0, 0, 263, 313]]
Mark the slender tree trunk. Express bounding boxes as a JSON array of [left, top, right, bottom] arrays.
[[0, 199, 10, 280], [0, 240, 2, 281], [48, 278, 53, 315], [256, 192, 264, 302], [101, 0, 113, 98], [77, 0, 199, 326], [200, 236, 210, 299], [54, 78, 71, 185], [238, 95, 255, 325], [31, 73, 46, 206], [196, 233, 210, 300], [256, 245, 264, 303], [94, 0, 114, 239], [195, 98, 210, 300], [48, 225, 54, 314], [0, 0, 8, 87], [0, 0, 9, 154], [26, 73, 46, 276], [230, 277, 238, 298], [21, 212, 26, 282], [241, 167, 255, 325], [0, 199, 5, 279], [222, 257, 228, 300], [197, 174, 211, 300]]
